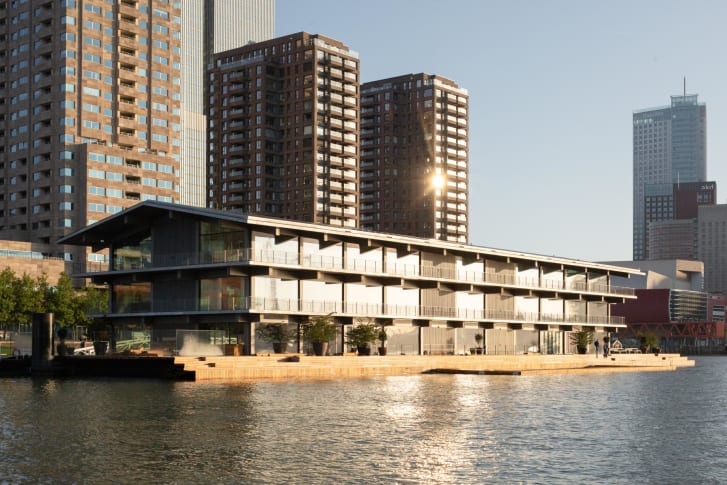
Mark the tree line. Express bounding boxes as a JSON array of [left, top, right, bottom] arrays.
[[0, 268, 107, 336]]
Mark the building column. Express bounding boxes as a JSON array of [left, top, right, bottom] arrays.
[[243, 321, 256, 355]]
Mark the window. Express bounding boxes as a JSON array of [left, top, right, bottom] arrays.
[[83, 70, 101, 80], [83, 20, 101, 31]]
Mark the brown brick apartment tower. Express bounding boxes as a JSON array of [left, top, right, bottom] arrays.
[[207, 32, 360, 227], [0, 0, 182, 263], [360, 74, 469, 242]]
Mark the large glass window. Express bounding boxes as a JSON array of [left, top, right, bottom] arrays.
[[113, 234, 152, 270], [113, 283, 151, 313], [200, 278, 245, 311], [200, 221, 246, 263]]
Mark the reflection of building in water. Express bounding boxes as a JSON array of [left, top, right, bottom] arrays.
[[61, 201, 640, 356]]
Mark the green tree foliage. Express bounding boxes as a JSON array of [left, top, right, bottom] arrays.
[[0, 268, 17, 338], [12, 273, 45, 327], [45, 273, 77, 328], [0, 268, 107, 333]]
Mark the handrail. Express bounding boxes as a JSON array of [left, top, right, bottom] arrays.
[[97, 295, 627, 326], [82, 247, 636, 298]]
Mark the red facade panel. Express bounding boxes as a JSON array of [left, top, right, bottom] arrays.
[[611, 289, 670, 323]]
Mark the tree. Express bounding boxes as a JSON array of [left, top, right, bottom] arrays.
[[0, 268, 16, 338], [79, 285, 109, 325], [45, 273, 77, 328], [12, 273, 45, 327]]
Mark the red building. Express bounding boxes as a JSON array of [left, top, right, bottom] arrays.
[[612, 288, 725, 353]]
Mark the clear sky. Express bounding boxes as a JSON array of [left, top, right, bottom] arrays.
[[276, 0, 727, 262]]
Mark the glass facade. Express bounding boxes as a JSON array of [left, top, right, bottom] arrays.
[[633, 94, 706, 260]]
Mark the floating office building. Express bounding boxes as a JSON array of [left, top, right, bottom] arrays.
[[60, 201, 639, 356]]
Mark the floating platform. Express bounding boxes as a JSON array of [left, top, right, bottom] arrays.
[[175, 352, 695, 381], [0, 353, 695, 381]]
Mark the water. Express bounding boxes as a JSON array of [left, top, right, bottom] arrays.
[[1, 357, 726, 484]]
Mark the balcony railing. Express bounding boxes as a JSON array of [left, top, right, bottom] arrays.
[[82, 246, 635, 298], [98, 295, 626, 326]]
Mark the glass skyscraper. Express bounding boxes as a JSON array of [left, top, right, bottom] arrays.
[[180, 0, 274, 207], [632, 94, 706, 260]]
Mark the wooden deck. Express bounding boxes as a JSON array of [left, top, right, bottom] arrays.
[[174, 352, 695, 381]]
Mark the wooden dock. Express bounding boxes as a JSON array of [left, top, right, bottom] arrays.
[[174, 353, 695, 381]]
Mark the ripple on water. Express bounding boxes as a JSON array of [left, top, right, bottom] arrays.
[[1, 358, 727, 483]]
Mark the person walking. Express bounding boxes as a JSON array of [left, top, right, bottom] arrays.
[[594, 339, 600, 358], [603, 337, 609, 358]]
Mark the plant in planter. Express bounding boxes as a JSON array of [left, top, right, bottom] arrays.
[[257, 323, 296, 354], [570, 328, 594, 354], [474, 333, 484, 354], [638, 332, 660, 354], [346, 322, 379, 356], [303, 313, 336, 356], [377, 327, 388, 356]]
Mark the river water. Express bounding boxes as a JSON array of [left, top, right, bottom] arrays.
[[1, 356, 725, 484]]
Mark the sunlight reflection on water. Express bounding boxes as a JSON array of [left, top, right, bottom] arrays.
[[1, 357, 727, 483]]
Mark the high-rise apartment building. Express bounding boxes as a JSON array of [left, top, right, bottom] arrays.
[[207, 32, 360, 227], [633, 93, 706, 260], [0, 0, 184, 262], [179, 0, 274, 207], [360, 74, 469, 242]]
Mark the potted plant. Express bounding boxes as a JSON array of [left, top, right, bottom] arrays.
[[346, 322, 379, 356], [377, 327, 388, 356], [474, 333, 484, 354], [257, 323, 296, 354], [638, 332, 660, 354], [303, 313, 336, 356], [570, 328, 594, 355]]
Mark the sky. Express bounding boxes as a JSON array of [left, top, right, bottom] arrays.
[[275, 0, 727, 262]]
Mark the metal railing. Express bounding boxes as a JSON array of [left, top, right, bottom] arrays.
[[96, 295, 626, 326], [83, 246, 635, 298]]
